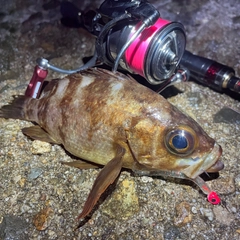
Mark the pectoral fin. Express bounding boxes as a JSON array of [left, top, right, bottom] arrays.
[[22, 125, 60, 144], [77, 145, 125, 220], [61, 160, 100, 169]]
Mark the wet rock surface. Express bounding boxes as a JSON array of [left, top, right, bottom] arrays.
[[0, 0, 240, 239], [0, 215, 29, 240], [213, 107, 240, 124]]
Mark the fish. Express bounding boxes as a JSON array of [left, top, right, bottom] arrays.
[[0, 68, 224, 221]]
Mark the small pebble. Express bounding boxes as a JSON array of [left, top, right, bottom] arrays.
[[31, 140, 52, 154], [174, 202, 192, 227], [88, 219, 94, 225], [33, 207, 53, 231], [13, 175, 21, 183], [28, 168, 43, 181], [231, 207, 237, 213], [191, 206, 198, 214], [18, 178, 26, 187], [141, 176, 153, 183], [235, 174, 240, 188], [222, 126, 230, 135], [20, 204, 31, 214], [199, 208, 214, 221], [48, 229, 57, 238]]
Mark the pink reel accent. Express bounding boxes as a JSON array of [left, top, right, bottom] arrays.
[[25, 65, 48, 99], [125, 18, 170, 77]]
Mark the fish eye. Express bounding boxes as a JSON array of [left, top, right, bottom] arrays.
[[165, 126, 197, 156]]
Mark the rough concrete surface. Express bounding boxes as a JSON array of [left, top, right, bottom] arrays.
[[0, 0, 240, 239]]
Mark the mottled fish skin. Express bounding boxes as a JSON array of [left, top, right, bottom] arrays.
[[1, 68, 222, 177], [0, 68, 223, 220]]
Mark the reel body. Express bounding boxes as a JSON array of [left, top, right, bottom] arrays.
[[95, 0, 186, 84]]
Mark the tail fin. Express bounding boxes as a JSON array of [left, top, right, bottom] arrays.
[[0, 95, 30, 120]]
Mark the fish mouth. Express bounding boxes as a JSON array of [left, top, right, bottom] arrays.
[[206, 144, 223, 172], [181, 143, 223, 179], [206, 159, 224, 173]]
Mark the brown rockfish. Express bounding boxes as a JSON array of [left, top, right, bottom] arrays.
[[0, 68, 223, 220]]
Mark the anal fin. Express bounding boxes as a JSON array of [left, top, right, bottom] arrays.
[[22, 125, 60, 144], [77, 144, 126, 221]]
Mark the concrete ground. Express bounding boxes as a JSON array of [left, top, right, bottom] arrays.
[[0, 1, 239, 239]]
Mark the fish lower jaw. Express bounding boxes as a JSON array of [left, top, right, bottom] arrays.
[[206, 159, 224, 173], [181, 142, 223, 179]]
